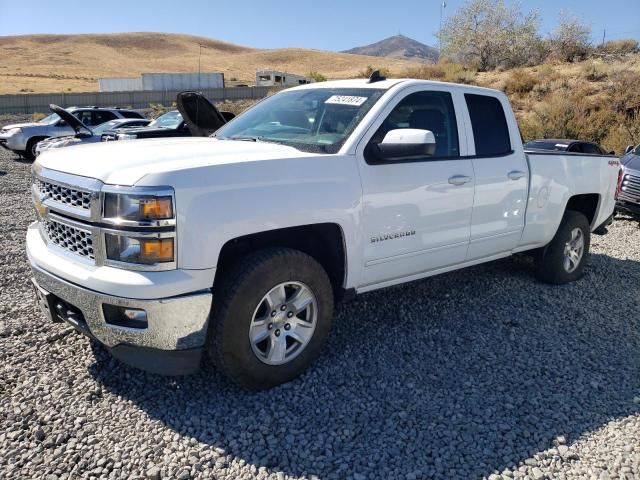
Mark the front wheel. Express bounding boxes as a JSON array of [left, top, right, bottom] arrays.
[[208, 248, 334, 389], [535, 210, 591, 284]]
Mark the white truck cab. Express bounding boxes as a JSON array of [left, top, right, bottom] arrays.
[[27, 76, 619, 388]]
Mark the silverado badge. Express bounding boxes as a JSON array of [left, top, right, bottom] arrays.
[[370, 230, 416, 243]]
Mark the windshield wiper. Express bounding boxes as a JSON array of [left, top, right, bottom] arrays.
[[228, 135, 261, 142]]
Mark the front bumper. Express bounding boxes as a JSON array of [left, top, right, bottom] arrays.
[[0, 132, 27, 152], [30, 262, 213, 375], [616, 200, 640, 217]]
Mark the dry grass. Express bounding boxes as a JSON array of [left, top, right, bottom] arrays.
[[0, 32, 420, 94]]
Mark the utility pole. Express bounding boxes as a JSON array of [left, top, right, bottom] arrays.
[[601, 29, 606, 47], [439, 1, 446, 60], [198, 44, 206, 90]]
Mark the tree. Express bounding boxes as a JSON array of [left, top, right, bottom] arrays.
[[439, 0, 543, 71], [548, 11, 592, 62]]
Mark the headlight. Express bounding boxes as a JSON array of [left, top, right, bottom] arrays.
[[105, 234, 174, 265], [3, 127, 21, 136], [117, 133, 137, 140], [103, 193, 174, 223]]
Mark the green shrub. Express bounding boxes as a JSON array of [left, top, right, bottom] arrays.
[[31, 112, 46, 122], [307, 71, 327, 82], [149, 103, 167, 118], [504, 69, 538, 94], [597, 39, 639, 55], [581, 61, 607, 82], [356, 65, 391, 79]]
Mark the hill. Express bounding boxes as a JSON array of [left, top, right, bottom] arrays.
[[0, 32, 421, 94], [343, 35, 438, 62]]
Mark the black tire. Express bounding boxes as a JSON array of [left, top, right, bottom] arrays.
[[25, 137, 46, 160], [208, 247, 334, 389], [535, 210, 591, 284]]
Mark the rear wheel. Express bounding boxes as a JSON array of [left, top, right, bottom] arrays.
[[208, 248, 334, 389], [535, 210, 591, 284]]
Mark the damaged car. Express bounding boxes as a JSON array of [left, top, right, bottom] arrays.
[[35, 107, 149, 156], [0, 106, 144, 159], [102, 92, 233, 141]]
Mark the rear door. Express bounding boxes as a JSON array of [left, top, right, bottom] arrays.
[[463, 93, 529, 260], [356, 86, 475, 287]]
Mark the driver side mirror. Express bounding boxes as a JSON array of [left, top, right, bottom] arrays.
[[625, 145, 635, 154], [376, 129, 436, 161]]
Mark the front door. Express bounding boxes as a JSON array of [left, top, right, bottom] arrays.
[[356, 87, 475, 288]]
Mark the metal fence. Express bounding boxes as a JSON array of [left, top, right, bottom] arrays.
[[0, 86, 271, 114]]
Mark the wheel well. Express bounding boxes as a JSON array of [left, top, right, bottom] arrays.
[[566, 194, 599, 226], [214, 223, 347, 302]]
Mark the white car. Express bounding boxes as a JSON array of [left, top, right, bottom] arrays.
[[0, 106, 144, 159], [27, 75, 619, 389], [35, 114, 150, 156]]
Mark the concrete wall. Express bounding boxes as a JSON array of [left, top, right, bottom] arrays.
[[99, 77, 144, 92], [141, 73, 224, 91], [0, 86, 271, 114]]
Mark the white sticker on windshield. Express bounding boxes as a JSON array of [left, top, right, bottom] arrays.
[[325, 95, 368, 107]]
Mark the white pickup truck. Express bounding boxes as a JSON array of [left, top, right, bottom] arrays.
[[28, 76, 619, 389]]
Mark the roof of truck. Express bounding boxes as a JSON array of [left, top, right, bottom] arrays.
[[292, 78, 502, 96]]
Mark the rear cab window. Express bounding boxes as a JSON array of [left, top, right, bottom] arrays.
[[464, 94, 512, 156]]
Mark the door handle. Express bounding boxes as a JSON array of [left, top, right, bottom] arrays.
[[448, 175, 472, 186], [508, 170, 526, 180]]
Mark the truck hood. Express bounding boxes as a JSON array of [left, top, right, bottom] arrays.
[[622, 153, 640, 172], [36, 137, 315, 185]]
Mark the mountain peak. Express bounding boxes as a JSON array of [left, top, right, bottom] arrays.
[[342, 35, 438, 62]]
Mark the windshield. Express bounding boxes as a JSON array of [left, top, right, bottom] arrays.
[[149, 111, 183, 129], [39, 113, 61, 125], [93, 120, 123, 135], [214, 88, 387, 154]]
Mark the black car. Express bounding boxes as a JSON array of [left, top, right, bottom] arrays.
[[101, 92, 233, 142], [524, 138, 613, 155]]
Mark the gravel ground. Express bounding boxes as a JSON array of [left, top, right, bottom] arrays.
[[1, 147, 639, 480]]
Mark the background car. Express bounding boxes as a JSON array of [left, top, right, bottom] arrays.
[[524, 138, 613, 155], [617, 144, 640, 216], [102, 91, 233, 141], [0, 105, 144, 159], [36, 115, 149, 155]]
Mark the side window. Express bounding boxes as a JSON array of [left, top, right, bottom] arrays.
[[73, 110, 94, 126], [120, 110, 144, 119], [567, 143, 583, 153], [93, 111, 117, 125], [368, 90, 460, 162], [465, 94, 511, 156], [582, 143, 601, 155]]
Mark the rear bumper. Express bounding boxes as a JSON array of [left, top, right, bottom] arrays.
[[30, 263, 212, 375]]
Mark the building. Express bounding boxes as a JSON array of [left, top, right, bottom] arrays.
[[98, 73, 225, 92], [255, 70, 315, 87]]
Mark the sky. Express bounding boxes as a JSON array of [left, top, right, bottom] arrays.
[[0, 0, 638, 51]]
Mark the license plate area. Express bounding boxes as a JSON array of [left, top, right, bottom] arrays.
[[31, 279, 90, 333], [32, 279, 58, 323]]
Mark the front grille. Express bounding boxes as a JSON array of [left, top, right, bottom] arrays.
[[43, 218, 95, 260], [36, 179, 92, 210], [620, 173, 640, 204]]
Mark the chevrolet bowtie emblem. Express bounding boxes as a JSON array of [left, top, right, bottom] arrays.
[[34, 197, 48, 217]]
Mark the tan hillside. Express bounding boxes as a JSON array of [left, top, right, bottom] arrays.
[[394, 54, 640, 154], [0, 32, 421, 94]]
